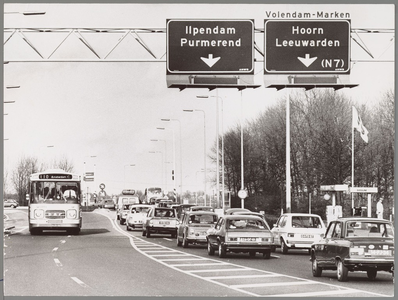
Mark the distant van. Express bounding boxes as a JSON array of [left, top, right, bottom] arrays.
[[116, 195, 140, 221]]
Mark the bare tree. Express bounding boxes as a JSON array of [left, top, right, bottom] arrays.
[[11, 156, 40, 205]]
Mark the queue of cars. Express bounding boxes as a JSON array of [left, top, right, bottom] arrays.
[[118, 202, 394, 281]]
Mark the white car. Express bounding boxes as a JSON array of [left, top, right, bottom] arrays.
[[271, 213, 326, 254], [126, 204, 154, 230]]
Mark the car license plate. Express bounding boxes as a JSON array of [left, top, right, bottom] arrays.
[[159, 221, 170, 225], [368, 250, 392, 256], [301, 234, 314, 238], [47, 219, 62, 224], [241, 237, 257, 242]]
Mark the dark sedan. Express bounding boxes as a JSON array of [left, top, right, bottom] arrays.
[[206, 215, 274, 259], [310, 217, 394, 281]]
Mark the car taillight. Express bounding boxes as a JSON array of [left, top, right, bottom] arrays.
[[262, 237, 273, 242], [228, 237, 238, 241], [288, 233, 294, 238], [34, 209, 44, 219]]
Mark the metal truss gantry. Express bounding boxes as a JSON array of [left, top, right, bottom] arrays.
[[3, 27, 395, 63]]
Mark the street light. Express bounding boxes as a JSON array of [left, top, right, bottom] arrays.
[[4, 11, 46, 15], [124, 164, 135, 189], [161, 118, 183, 199], [196, 93, 224, 208], [157, 127, 177, 200], [183, 109, 207, 205], [149, 150, 164, 190], [150, 139, 167, 191]]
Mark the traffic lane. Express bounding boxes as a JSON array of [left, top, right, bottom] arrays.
[[3, 207, 29, 233], [92, 210, 248, 297], [3, 211, 121, 296], [5, 211, 247, 296], [4, 232, 94, 296], [126, 229, 394, 297]]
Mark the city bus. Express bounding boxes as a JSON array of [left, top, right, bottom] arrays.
[[28, 169, 82, 235], [144, 187, 163, 204]]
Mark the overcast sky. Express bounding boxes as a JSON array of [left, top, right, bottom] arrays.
[[3, 2, 395, 196]]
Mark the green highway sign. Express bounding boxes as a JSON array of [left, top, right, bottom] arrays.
[[264, 20, 351, 74], [167, 19, 254, 74]]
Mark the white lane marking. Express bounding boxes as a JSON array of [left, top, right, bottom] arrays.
[[159, 258, 205, 261], [54, 258, 62, 267], [205, 274, 279, 280], [169, 262, 230, 267], [52, 247, 59, 252], [71, 277, 89, 288], [152, 254, 190, 257], [271, 289, 361, 297], [144, 250, 181, 253], [163, 238, 173, 241], [60, 240, 66, 244], [188, 268, 246, 273], [231, 281, 317, 289], [97, 210, 390, 298]]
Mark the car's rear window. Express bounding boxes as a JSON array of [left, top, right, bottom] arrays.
[[189, 214, 217, 224], [291, 216, 323, 228], [155, 209, 175, 218], [227, 219, 266, 230], [346, 221, 394, 238]]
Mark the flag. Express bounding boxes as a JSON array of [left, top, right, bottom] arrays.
[[352, 106, 369, 143]]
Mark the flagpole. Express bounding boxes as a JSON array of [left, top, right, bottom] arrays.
[[351, 106, 355, 210]]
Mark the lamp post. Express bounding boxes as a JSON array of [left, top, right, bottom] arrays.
[[149, 150, 164, 189], [183, 109, 207, 205], [161, 118, 183, 200], [196, 93, 224, 208], [157, 127, 176, 200], [4, 11, 46, 15], [150, 139, 167, 191], [124, 164, 135, 189]]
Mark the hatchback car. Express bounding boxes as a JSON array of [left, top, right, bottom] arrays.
[[126, 204, 153, 230], [4, 199, 18, 208], [271, 213, 326, 254], [142, 207, 179, 238], [177, 211, 218, 248], [206, 215, 274, 258], [103, 199, 115, 209], [310, 217, 394, 281]]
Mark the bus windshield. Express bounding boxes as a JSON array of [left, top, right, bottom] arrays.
[[32, 181, 80, 204]]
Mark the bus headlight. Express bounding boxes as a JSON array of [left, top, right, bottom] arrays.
[[66, 209, 77, 219], [34, 209, 44, 219]]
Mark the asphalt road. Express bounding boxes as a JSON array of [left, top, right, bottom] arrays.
[[3, 207, 394, 297]]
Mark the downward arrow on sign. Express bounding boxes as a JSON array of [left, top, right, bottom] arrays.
[[298, 54, 317, 68], [201, 54, 221, 68]]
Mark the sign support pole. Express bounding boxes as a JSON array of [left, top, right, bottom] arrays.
[[240, 90, 245, 209], [286, 93, 291, 213]]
